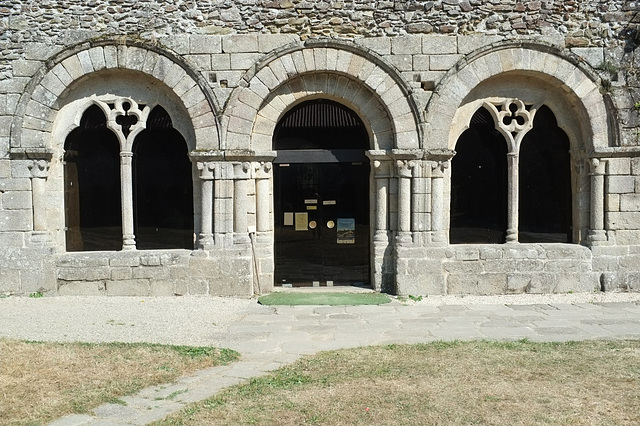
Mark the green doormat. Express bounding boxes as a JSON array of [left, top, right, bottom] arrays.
[[258, 292, 392, 306]]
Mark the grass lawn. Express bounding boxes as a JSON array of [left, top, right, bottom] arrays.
[[156, 340, 640, 425], [257, 292, 391, 306], [0, 339, 239, 425]]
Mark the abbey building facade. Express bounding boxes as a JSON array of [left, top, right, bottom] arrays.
[[1, 1, 639, 296]]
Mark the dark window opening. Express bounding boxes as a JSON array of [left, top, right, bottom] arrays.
[[519, 106, 572, 243], [132, 106, 194, 250], [450, 107, 508, 244], [274, 99, 369, 151], [64, 104, 122, 251]]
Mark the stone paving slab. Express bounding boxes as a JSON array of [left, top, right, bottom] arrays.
[[2, 294, 640, 425]]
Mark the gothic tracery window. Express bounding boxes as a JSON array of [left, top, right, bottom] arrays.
[[450, 100, 572, 244], [64, 100, 194, 251]]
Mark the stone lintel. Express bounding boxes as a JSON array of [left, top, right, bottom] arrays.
[[390, 148, 424, 160], [9, 148, 54, 161]]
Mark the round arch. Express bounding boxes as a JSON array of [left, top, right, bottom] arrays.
[[10, 38, 221, 153], [223, 41, 424, 152], [425, 42, 613, 152]]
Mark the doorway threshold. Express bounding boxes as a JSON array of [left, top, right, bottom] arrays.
[[274, 285, 374, 294]]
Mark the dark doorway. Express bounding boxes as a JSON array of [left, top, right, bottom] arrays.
[[273, 99, 370, 287], [64, 105, 122, 251], [450, 107, 508, 244], [519, 106, 572, 243], [132, 106, 194, 250]]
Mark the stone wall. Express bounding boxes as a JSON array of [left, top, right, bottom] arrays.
[[0, 1, 639, 296]]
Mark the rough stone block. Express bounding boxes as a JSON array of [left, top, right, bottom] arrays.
[[516, 259, 544, 272], [58, 281, 106, 296], [442, 260, 483, 274], [223, 35, 259, 53], [507, 273, 556, 294], [570, 47, 604, 69], [150, 280, 177, 296], [422, 35, 458, 55], [620, 194, 640, 212], [0, 268, 20, 293], [57, 266, 111, 281], [453, 247, 479, 261], [12, 59, 41, 77], [58, 254, 109, 268], [555, 273, 599, 293], [607, 212, 640, 230], [484, 260, 517, 273], [0, 209, 32, 231], [1, 191, 32, 210], [544, 260, 591, 273], [111, 267, 132, 280], [384, 54, 413, 72], [429, 54, 462, 71], [105, 279, 150, 296], [109, 256, 141, 267], [447, 273, 506, 295], [607, 194, 620, 212], [606, 176, 635, 194], [396, 273, 445, 295], [457, 34, 503, 55], [354, 37, 391, 55], [391, 35, 422, 54], [230, 53, 263, 70], [190, 35, 222, 54], [258, 34, 299, 53], [607, 157, 631, 175]]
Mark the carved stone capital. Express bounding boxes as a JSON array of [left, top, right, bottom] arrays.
[[396, 160, 415, 178], [197, 161, 216, 180], [254, 161, 273, 179], [28, 159, 50, 179], [589, 158, 606, 175]]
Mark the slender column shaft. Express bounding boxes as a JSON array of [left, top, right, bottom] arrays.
[[506, 152, 518, 243], [376, 177, 389, 233], [588, 159, 607, 243], [197, 161, 215, 249], [120, 151, 136, 250], [234, 162, 251, 244], [431, 171, 443, 233], [255, 162, 272, 233]]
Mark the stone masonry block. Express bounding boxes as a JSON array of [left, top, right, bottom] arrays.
[[555, 273, 599, 293], [423, 35, 458, 55], [12, 59, 41, 78], [58, 281, 106, 296], [354, 37, 391, 55], [544, 260, 591, 273], [57, 267, 111, 281], [132, 267, 168, 281], [607, 157, 631, 175], [457, 34, 503, 55], [88, 46, 106, 71], [614, 230, 640, 245], [454, 247, 479, 261], [484, 260, 517, 273], [507, 273, 556, 294], [443, 260, 483, 274], [190, 35, 222, 54], [105, 279, 150, 296], [607, 212, 640, 230], [0, 210, 32, 231], [230, 53, 263, 70], [448, 273, 506, 295], [429, 54, 462, 71], [391, 35, 422, 54], [258, 34, 299, 53], [223, 35, 259, 53], [570, 47, 604, 69], [150, 280, 179, 296], [1, 191, 32, 210], [396, 273, 445, 295], [386, 54, 413, 71], [607, 194, 620, 212], [620, 194, 640, 212]]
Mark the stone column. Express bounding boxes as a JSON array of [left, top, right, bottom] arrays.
[[233, 162, 251, 245], [587, 158, 607, 244], [120, 151, 136, 250], [28, 159, 51, 245], [396, 160, 413, 244], [430, 160, 448, 244], [506, 152, 519, 243], [373, 160, 390, 242], [196, 161, 215, 250], [254, 162, 272, 234]]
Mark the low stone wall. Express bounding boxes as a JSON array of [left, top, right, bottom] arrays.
[[396, 244, 601, 296], [55, 249, 254, 297]]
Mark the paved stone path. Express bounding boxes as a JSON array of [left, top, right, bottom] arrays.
[[2, 294, 640, 425]]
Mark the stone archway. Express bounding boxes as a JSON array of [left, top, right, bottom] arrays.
[[10, 39, 221, 250]]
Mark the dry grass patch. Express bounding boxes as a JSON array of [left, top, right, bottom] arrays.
[[0, 339, 239, 425], [157, 340, 640, 425]]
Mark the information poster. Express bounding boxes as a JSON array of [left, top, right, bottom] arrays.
[[283, 212, 294, 226], [295, 212, 308, 231], [336, 218, 356, 244]]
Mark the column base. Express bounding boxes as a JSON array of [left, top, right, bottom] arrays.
[[586, 229, 608, 246], [29, 231, 52, 247], [197, 233, 215, 250]]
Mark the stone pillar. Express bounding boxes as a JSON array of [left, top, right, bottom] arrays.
[[396, 160, 413, 244], [506, 152, 519, 243], [233, 162, 251, 245], [120, 151, 136, 250], [587, 158, 607, 244], [254, 162, 272, 234], [430, 160, 448, 244], [196, 161, 215, 250], [374, 160, 390, 242], [28, 159, 51, 246]]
